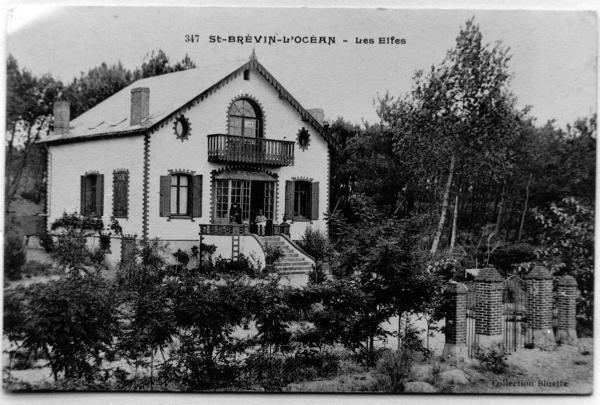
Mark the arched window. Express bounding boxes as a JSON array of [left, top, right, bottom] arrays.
[[228, 98, 263, 137]]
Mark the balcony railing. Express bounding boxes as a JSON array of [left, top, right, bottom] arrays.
[[207, 134, 294, 166]]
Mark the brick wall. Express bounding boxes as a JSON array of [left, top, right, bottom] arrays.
[[556, 275, 577, 332], [444, 282, 467, 344], [526, 265, 553, 330], [474, 268, 503, 336]]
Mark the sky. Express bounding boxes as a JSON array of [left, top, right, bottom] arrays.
[[6, 6, 598, 129]]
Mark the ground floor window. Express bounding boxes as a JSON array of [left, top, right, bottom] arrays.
[[80, 173, 104, 216], [214, 179, 275, 224], [285, 180, 319, 221], [159, 173, 203, 218], [294, 181, 310, 218], [170, 174, 190, 215]]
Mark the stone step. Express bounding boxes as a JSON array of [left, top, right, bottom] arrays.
[[276, 264, 313, 270], [278, 261, 309, 267]]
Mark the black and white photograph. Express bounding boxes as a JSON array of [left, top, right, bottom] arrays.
[[2, 1, 596, 396]]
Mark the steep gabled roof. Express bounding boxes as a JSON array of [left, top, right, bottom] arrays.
[[41, 55, 333, 145]]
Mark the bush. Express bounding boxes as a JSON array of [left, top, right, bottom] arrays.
[[489, 243, 536, 274], [39, 232, 55, 253], [476, 346, 509, 374], [298, 227, 333, 262], [4, 275, 119, 382], [373, 350, 412, 392], [264, 243, 284, 265], [4, 233, 26, 280]]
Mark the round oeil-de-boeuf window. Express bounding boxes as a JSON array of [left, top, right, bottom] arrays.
[[173, 115, 191, 141], [297, 127, 310, 150]]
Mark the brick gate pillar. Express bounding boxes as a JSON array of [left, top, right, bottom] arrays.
[[442, 281, 468, 362], [556, 275, 578, 345], [475, 267, 503, 350], [526, 265, 555, 349]]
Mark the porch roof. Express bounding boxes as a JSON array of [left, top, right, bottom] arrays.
[[215, 170, 276, 181]]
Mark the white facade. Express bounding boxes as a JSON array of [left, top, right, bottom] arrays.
[[147, 66, 329, 241], [47, 136, 145, 235], [44, 59, 331, 266]]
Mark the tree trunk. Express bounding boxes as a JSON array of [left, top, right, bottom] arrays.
[[150, 349, 154, 391], [430, 154, 456, 255], [449, 194, 459, 253], [517, 174, 533, 242], [397, 312, 405, 351], [495, 184, 506, 235]]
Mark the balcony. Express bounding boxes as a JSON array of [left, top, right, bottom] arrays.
[[207, 134, 294, 166]]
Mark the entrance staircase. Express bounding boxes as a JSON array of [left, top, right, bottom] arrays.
[[262, 235, 314, 275]]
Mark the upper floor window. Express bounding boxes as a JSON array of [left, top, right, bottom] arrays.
[[228, 98, 263, 138]]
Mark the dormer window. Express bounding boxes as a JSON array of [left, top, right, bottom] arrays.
[[228, 98, 263, 138], [243, 69, 250, 80]]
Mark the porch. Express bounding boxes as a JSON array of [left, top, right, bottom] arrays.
[[199, 222, 290, 237]]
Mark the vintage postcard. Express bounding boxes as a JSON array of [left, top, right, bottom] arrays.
[[2, 3, 596, 397]]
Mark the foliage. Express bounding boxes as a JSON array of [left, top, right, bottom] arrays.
[[50, 213, 107, 276], [4, 276, 119, 381], [476, 346, 509, 374], [50, 212, 104, 232], [373, 350, 411, 392], [533, 197, 594, 323], [39, 231, 55, 253], [373, 326, 428, 392], [264, 243, 284, 265], [325, 200, 437, 362], [298, 226, 333, 262], [173, 249, 190, 266], [4, 232, 26, 280], [488, 242, 536, 275], [252, 280, 295, 354]]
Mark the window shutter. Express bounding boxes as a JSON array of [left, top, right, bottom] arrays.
[[113, 171, 129, 218], [192, 175, 203, 218], [159, 175, 171, 217], [96, 174, 104, 216], [285, 180, 294, 219], [80, 175, 86, 216], [310, 182, 319, 220]]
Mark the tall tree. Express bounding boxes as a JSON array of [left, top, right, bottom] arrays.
[[5, 55, 63, 212], [382, 18, 521, 255]]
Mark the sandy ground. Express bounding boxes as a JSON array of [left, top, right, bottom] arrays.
[[454, 337, 594, 394]]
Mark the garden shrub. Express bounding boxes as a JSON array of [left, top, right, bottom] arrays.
[[475, 346, 509, 374], [4, 275, 119, 382], [264, 243, 284, 265], [373, 350, 412, 393], [39, 231, 55, 252], [4, 232, 26, 280], [298, 227, 333, 262]]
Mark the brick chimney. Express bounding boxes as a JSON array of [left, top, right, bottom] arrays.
[[130, 87, 150, 126], [53, 100, 70, 135], [307, 108, 324, 125]]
